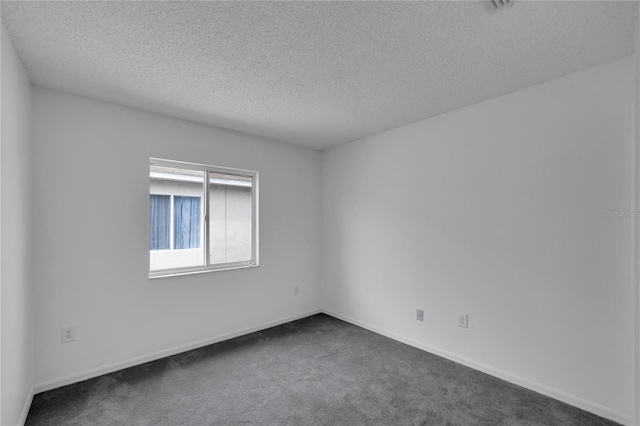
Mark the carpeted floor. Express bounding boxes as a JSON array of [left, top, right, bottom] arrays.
[[26, 314, 619, 426]]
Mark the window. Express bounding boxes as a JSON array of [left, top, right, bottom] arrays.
[[149, 158, 258, 278]]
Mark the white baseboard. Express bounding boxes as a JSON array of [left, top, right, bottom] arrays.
[[18, 386, 34, 426], [322, 309, 632, 426], [34, 309, 321, 394]]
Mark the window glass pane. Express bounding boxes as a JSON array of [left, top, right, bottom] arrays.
[[209, 173, 253, 265], [150, 166, 204, 271], [149, 194, 170, 250], [174, 196, 201, 249]]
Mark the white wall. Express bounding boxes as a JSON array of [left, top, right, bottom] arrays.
[[322, 56, 635, 423], [32, 87, 322, 389], [1, 24, 34, 426]]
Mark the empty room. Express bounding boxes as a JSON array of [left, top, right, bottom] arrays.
[[2, 1, 640, 425]]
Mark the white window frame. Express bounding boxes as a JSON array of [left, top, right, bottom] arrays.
[[149, 158, 259, 278]]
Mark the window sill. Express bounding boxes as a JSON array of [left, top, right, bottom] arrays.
[[149, 263, 259, 279]]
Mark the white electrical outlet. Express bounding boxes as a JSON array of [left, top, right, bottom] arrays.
[[458, 314, 468, 329], [61, 327, 75, 343], [293, 286, 299, 295], [417, 309, 424, 321]]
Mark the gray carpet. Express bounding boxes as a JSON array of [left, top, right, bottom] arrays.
[[26, 314, 618, 426]]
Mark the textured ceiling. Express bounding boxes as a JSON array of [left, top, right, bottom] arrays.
[[1, 1, 638, 150]]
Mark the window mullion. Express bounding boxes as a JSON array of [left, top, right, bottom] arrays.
[[251, 175, 258, 265], [204, 169, 211, 267]]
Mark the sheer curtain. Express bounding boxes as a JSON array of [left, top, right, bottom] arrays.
[[174, 196, 201, 249], [149, 194, 170, 250]]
